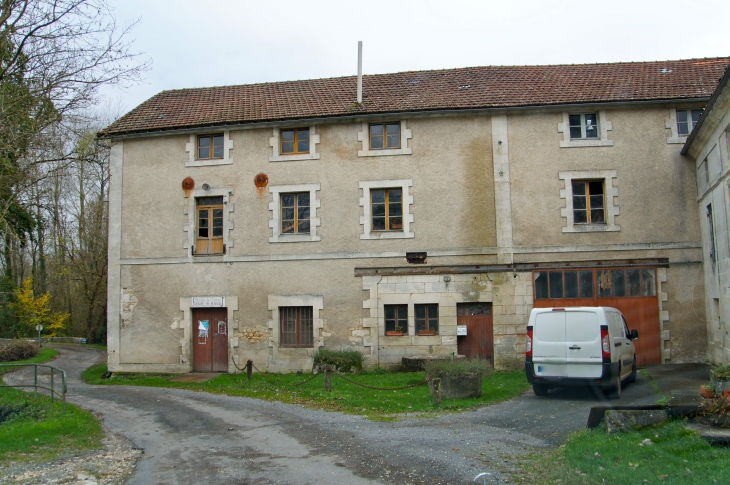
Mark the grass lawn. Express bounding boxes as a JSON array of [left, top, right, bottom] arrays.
[[0, 347, 103, 463], [514, 420, 729, 485], [82, 363, 529, 419]]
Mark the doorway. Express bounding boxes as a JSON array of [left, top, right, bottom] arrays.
[[192, 308, 228, 372], [457, 302, 493, 362]]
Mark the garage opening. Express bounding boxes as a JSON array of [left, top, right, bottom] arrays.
[[533, 267, 660, 366]]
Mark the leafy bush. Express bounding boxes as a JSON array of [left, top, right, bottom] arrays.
[[313, 348, 363, 373], [424, 358, 492, 380], [713, 365, 730, 380], [0, 341, 39, 362]]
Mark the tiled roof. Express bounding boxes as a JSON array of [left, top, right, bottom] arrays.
[[100, 57, 730, 136]]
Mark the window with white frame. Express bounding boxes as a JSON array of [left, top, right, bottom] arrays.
[[676, 109, 703, 136], [666, 108, 704, 144], [559, 171, 620, 232], [358, 179, 414, 239], [268, 183, 321, 243], [558, 111, 613, 147]]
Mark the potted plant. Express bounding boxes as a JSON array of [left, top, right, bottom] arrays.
[[700, 383, 715, 399], [386, 325, 404, 337], [711, 365, 730, 394], [425, 358, 491, 400]]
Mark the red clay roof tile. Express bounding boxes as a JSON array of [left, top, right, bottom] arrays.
[[100, 57, 730, 136]]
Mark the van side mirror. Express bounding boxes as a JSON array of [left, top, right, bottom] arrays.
[[630, 329, 639, 340]]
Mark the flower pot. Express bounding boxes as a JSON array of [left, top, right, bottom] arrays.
[[700, 386, 714, 399], [385, 331, 403, 336], [418, 330, 436, 336]]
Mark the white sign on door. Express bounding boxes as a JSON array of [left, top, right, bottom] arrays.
[[192, 296, 225, 307]]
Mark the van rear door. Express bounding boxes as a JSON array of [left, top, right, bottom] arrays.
[[532, 310, 567, 377], [565, 310, 602, 378]]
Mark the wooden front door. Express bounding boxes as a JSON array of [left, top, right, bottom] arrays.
[[192, 308, 228, 372], [457, 303, 493, 362], [532, 267, 661, 367]]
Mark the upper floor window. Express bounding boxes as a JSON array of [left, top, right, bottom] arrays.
[[370, 123, 401, 150], [676, 109, 703, 136], [569, 114, 599, 139], [198, 134, 224, 160], [281, 192, 310, 235], [281, 128, 310, 155], [572, 180, 605, 224], [196, 196, 224, 255], [371, 188, 402, 231]]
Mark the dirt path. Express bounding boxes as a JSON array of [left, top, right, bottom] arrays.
[[3, 345, 709, 485]]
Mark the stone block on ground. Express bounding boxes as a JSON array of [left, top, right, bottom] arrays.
[[605, 409, 669, 433], [402, 354, 464, 371]]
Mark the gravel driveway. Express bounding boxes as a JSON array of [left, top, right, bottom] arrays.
[[3, 345, 703, 485]]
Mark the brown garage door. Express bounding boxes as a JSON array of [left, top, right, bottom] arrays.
[[533, 267, 660, 367], [192, 308, 228, 372], [457, 302, 493, 362]]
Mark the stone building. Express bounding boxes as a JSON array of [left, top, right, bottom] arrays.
[[682, 64, 730, 366], [100, 57, 729, 373]]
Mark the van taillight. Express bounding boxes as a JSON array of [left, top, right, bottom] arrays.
[[601, 327, 610, 358], [526, 328, 533, 359]]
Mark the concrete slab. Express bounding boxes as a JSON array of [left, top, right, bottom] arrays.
[[642, 363, 711, 405]]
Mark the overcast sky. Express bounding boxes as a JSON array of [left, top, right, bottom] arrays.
[[102, 0, 730, 115]]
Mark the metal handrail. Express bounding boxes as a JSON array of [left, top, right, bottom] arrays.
[[0, 364, 67, 412]]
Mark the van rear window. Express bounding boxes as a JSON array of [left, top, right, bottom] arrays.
[[565, 312, 599, 342], [534, 313, 565, 342]]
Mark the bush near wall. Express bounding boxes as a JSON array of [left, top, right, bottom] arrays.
[[313, 348, 363, 373], [0, 341, 39, 362]]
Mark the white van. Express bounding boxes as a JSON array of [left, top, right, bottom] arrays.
[[525, 307, 639, 398]]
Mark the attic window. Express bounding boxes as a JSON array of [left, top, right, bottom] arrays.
[[458, 85, 471, 89]]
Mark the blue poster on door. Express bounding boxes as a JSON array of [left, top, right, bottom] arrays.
[[198, 320, 209, 344]]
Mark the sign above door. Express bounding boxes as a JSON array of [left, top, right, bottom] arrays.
[[192, 296, 225, 307]]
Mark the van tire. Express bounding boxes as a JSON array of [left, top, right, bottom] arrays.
[[533, 384, 549, 396], [626, 357, 637, 384], [608, 372, 621, 400]]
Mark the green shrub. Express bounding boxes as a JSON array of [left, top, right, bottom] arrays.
[[424, 358, 492, 380], [713, 365, 730, 380], [313, 348, 363, 373], [0, 341, 39, 362]]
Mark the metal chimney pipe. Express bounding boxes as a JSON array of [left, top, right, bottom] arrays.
[[357, 41, 363, 104]]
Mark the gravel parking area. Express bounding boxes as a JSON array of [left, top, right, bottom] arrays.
[[0, 429, 141, 485], [2, 345, 710, 485]]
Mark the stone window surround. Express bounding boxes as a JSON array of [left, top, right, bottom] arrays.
[[269, 126, 321, 162], [183, 187, 235, 256], [176, 296, 239, 371], [185, 131, 234, 167], [558, 111, 613, 148], [559, 170, 620, 232], [666, 108, 705, 144], [268, 183, 321, 243], [359, 179, 415, 239], [358, 120, 413, 157], [267, 294, 324, 350]]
